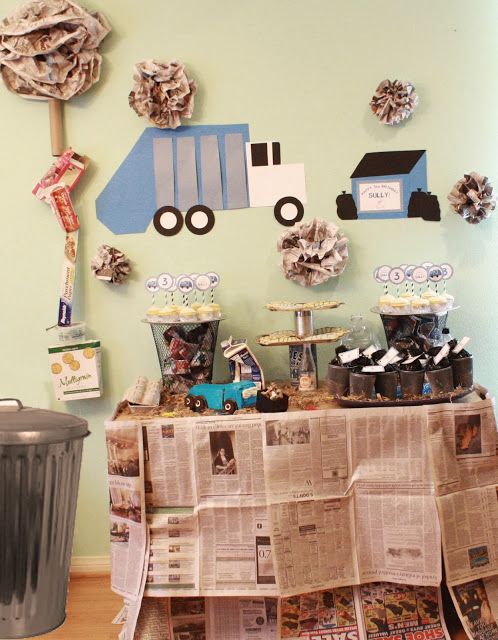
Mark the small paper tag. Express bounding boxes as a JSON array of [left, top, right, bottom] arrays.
[[362, 365, 385, 373], [378, 347, 399, 367], [433, 343, 450, 365], [339, 347, 360, 364], [452, 336, 470, 354], [362, 345, 377, 357], [402, 354, 422, 365], [390, 356, 403, 364]]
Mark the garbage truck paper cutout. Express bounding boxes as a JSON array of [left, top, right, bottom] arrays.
[[96, 124, 307, 236], [336, 150, 440, 222]]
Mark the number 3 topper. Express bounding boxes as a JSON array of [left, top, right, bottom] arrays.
[[373, 263, 453, 284]]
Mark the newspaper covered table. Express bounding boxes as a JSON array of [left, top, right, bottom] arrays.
[[105, 391, 498, 640]]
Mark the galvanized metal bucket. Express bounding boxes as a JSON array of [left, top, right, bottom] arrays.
[[0, 399, 89, 638]]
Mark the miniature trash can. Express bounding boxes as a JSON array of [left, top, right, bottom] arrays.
[[0, 399, 89, 638]]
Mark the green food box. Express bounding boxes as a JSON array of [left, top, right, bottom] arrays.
[[48, 340, 103, 401]]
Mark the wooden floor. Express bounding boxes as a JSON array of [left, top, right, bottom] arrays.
[[35, 575, 468, 640], [42, 575, 121, 640]]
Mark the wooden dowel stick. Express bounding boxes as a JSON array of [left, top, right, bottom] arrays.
[[49, 98, 64, 156]]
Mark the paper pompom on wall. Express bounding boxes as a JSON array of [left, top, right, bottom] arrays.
[[448, 173, 496, 225], [370, 79, 418, 125], [277, 218, 349, 287], [0, 0, 110, 100], [91, 245, 131, 284], [129, 59, 197, 129]]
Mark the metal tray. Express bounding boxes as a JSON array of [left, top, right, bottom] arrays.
[[336, 386, 474, 408]]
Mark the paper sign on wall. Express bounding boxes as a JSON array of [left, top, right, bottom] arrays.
[[336, 150, 440, 222]]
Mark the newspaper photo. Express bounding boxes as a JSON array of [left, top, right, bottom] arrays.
[[450, 576, 498, 640], [358, 582, 451, 640], [106, 421, 148, 599]]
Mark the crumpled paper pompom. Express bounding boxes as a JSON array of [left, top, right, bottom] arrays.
[[91, 245, 131, 284], [0, 0, 110, 100], [448, 172, 496, 225], [370, 79, 418, 125], [128, 59, 196, 129], [277, 218, 349, 287]]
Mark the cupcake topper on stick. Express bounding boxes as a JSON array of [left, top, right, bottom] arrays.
[[0, 0, 111, 155], [145, 276, 159, 307]]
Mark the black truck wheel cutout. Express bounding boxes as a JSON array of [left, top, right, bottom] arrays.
[[153, 206, 184, 236], [274, 197, 304, 226], [185, 205, 215, 235]]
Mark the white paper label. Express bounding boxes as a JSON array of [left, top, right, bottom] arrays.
[[377, 347, 399, 367], [452, 336, 470, 354], [362, 365, 385, 373], [339, 348, 360, 364], [433, 343, 450, 365], [390, 356, 403, 364], [402, 354, 422, 365], [362, 345, 377, 357], [358, 181, 402, 212]]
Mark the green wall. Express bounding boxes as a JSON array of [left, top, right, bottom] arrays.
[[0, 0, 496, 556]]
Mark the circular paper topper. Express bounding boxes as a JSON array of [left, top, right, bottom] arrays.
[[427, 265, 444, 282], [176, 274, 194, 294], [157, 272, 174, 290], [412, 266, 428, 284], [195, 274, 212, 291], [374, 265, 392, 283], [206, 272, 221, 288], [404, 265, 417, 281], [440, 263, 454, 280], [389, 267, 405, 285], [145, 276, 160, 293]]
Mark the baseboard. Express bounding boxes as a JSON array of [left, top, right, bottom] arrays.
[[70, 555, 110, 576]]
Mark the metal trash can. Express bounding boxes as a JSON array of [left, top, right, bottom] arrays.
[[0, 398, 89, 638]]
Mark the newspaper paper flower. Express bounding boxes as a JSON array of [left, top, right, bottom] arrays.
[[91, 244, 131, 284], [0, 0, 110, 100], [129, 59, 197, 129], [277, 218, 349, 287], [448, 172, 496, 225], [370, 79, 419, 125]]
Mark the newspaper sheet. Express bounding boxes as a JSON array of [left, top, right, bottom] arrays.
[[450, 576, 498, 640], [145, 508, 199, 596], [426, 400, 498, 585], [143, 420, 197, 508], [354, 483, 441, 586], [358, 582, 450, 640], [209, 596, 278, 640], [106, 421, 147, 599], [263, 408, 441, 594], [198, 501, 278, 596], [279, 585, 362, 640], [193, 415, 266, 499]]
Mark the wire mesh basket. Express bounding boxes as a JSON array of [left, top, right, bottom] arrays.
[[378, 312, 448, 349], [147, 320, 221, 393]]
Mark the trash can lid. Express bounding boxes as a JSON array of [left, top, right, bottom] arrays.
[[0, 398, 89, 445]]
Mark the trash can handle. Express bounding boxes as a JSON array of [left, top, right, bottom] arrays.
[[0, 398, 24, 411]]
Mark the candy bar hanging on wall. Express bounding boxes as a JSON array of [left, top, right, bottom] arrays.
[[336, 150, 440, 222], [97, 124, 307, 237]]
